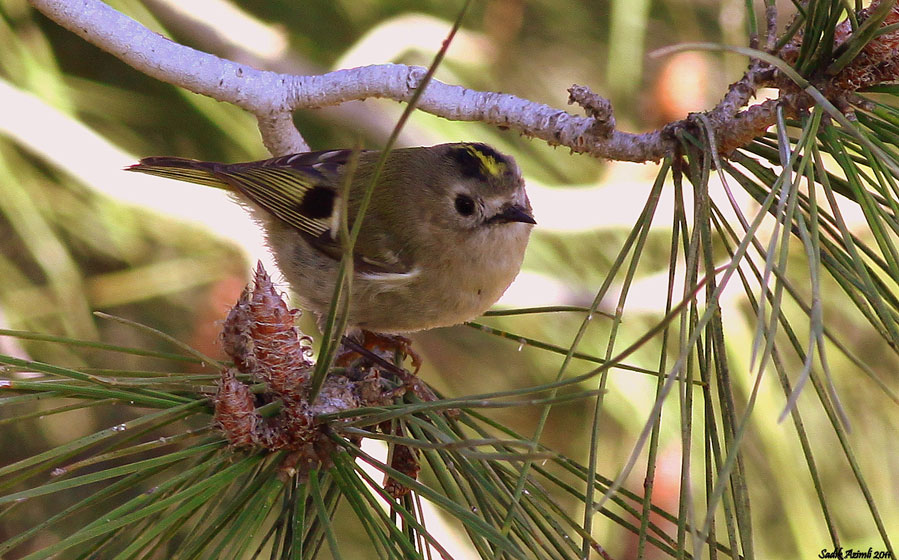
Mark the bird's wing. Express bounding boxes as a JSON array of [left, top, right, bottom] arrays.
[[128, 151, 410, 275]]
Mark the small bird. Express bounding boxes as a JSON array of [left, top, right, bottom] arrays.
[[127, 143, 535, 334]]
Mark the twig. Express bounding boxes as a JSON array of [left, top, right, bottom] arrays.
[[28, 0, 899, 162]]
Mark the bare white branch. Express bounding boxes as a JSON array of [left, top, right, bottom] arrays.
[[31, 0, 671, 161], [257, 114, 309, 154]]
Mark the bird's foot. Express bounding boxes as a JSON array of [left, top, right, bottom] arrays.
[[336, 330, 422, 373], [335, 331, 451, 411]]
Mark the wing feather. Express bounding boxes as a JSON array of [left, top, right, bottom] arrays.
[[128, 151, 412, 277], [224, 167, 332, 237]]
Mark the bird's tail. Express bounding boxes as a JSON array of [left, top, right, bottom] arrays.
[[126, 157, 231, 190]]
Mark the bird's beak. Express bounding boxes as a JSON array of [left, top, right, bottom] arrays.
[[490, 204, 537, 225]]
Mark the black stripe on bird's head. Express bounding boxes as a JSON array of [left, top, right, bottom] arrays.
[[447, 143, 512, 181]]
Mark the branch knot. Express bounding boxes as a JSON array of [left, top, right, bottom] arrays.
[[567, 84, 616, 138]]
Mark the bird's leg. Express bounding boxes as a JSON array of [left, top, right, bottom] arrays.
[[335, 330, 422, 373], [362, 331, 423, 373], [336, 332, 460, 418]]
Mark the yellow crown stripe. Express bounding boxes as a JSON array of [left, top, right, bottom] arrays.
[[462, 144, 506, 177]]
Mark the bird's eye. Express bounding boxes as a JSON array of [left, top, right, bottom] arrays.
[[454, 194, 476, 216]]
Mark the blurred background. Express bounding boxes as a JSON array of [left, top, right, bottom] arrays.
[[1, 0, 896, 558]]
